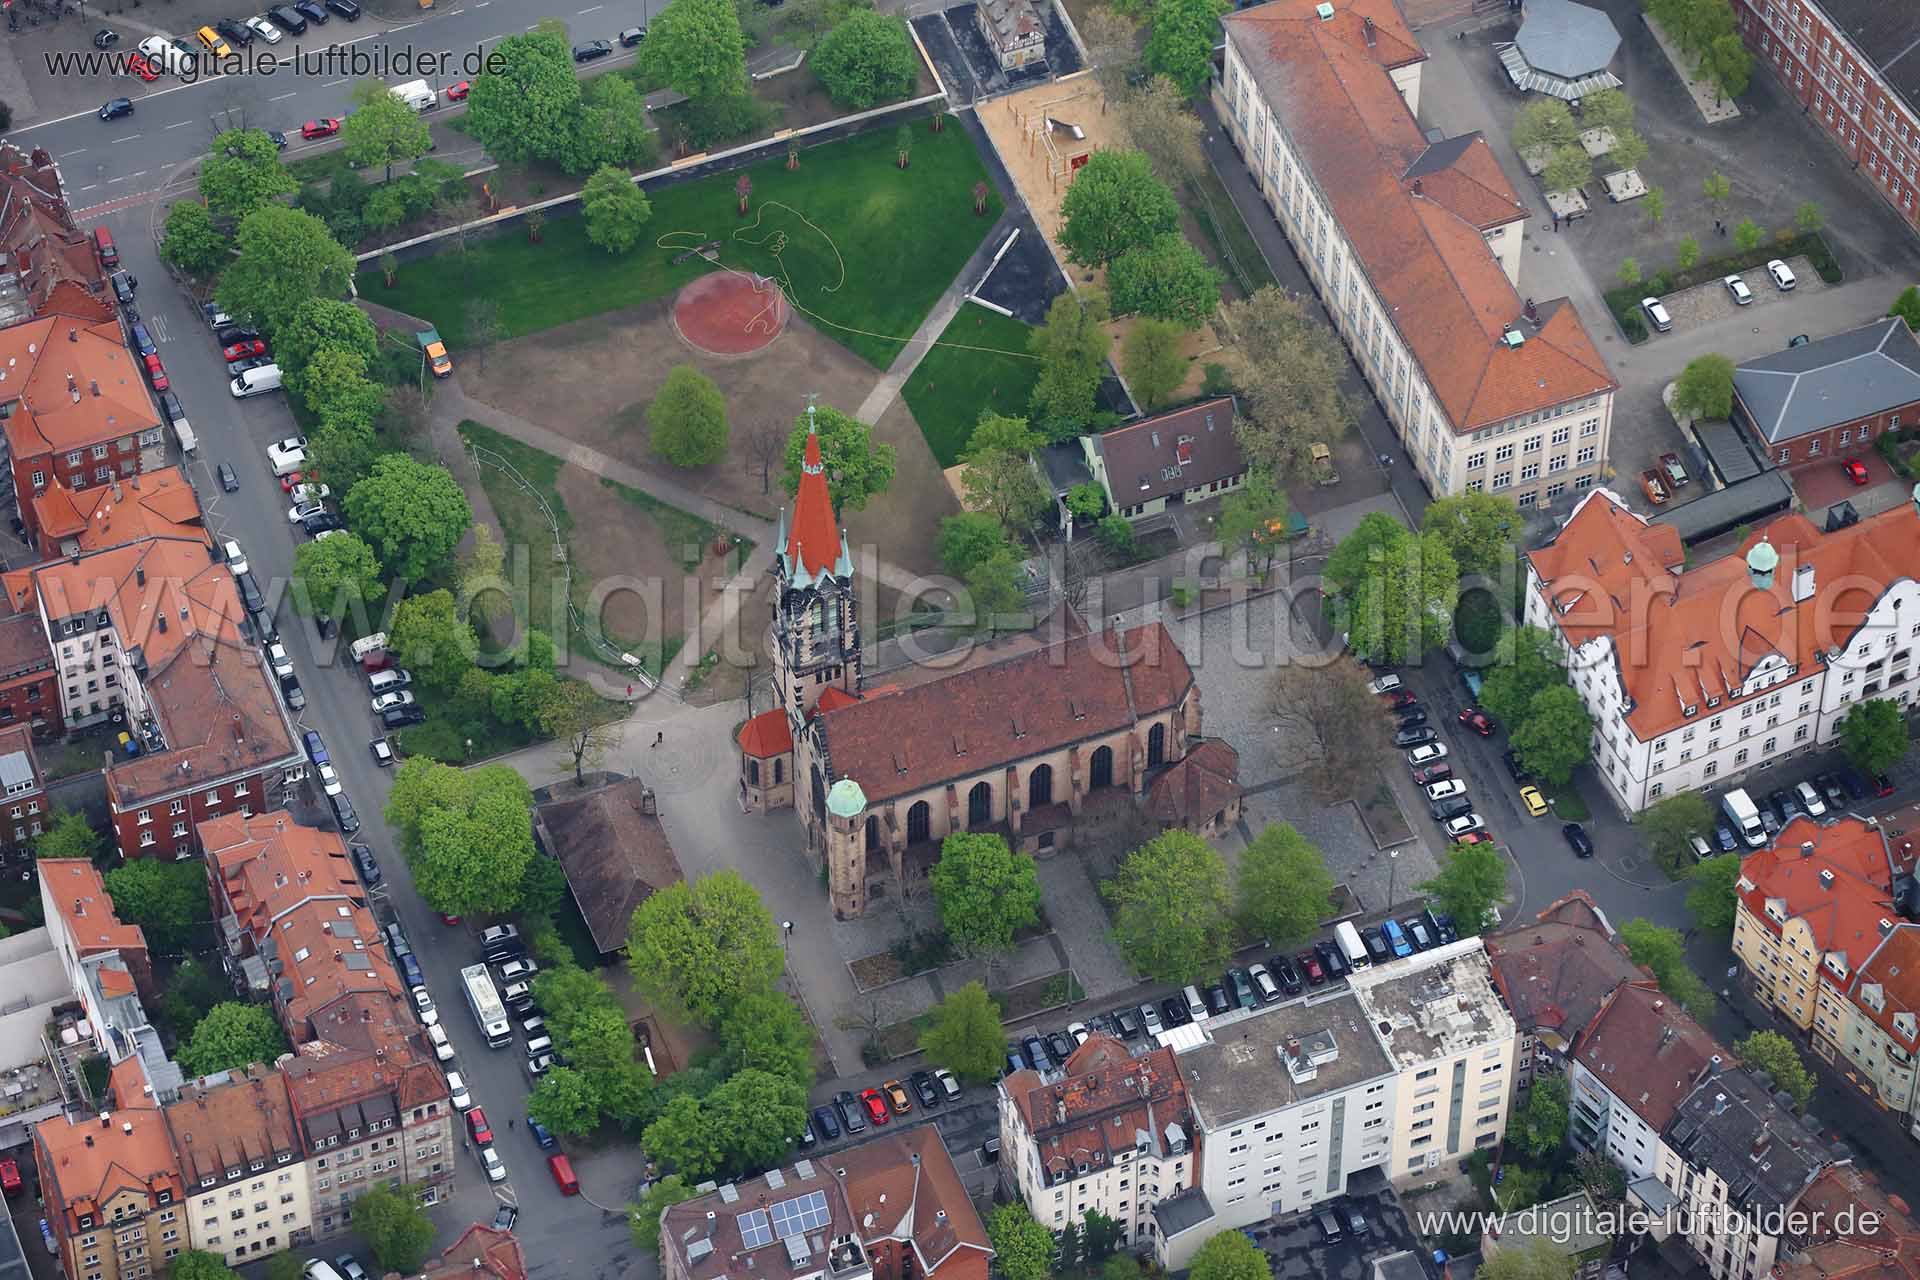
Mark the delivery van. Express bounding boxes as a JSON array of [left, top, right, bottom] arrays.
[[91, 226, 118, 268], [548, 1154, 579, 1196], [229, 363, 282, 397], [172, 419, 197, 454], [137, 36, 192, 75], [390, 78, 436, 111]]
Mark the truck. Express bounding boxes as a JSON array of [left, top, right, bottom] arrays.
[[416, 326, 452, 378], [1722, 787, 1767, 849], [172, 419, 197, 454], [390, 79, 437, 112], [460, 963, 512, 1048]]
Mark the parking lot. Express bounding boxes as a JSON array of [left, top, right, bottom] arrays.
[[1644, 253, 1828, 337], [1249, 1173, 1428, 1280]]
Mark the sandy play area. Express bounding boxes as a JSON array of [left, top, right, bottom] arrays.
[[977, 72, 1127, 271]]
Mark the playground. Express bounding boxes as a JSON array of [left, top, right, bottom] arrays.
[[976, 73, 1125, 286]]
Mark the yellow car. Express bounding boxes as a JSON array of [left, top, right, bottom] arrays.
[[196, 25, 232, 56], [1519, 785, 1548, 817], [883, 1079, 912, 1114]]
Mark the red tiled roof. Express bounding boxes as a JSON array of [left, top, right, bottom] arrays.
[[738, 707, 794, 758], [33, 469, 205, 552], [0, 316, 159, 458], [1484, 906, 1641, 1049], [205, 810, 359, 948], [1846, 923, 1920, 1055], [1144, 738, 1240, 824], [423, 1225, 528, 1280], [1573, 980, 1728, 1131], [1781, 1165, 1920, 1280], [1738, 816, 1896, 984], [786, 428, 840, 577], [0, 608, 51, 679], [34, 1099, 181, 1236], [163, 1070, 297, 1184], [41, 857, 146, 955], [1006, 1035, 1192, 1179]]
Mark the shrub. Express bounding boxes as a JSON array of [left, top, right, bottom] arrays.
[[813, 11, 917, 108], [1617, 308, 1647, 342]]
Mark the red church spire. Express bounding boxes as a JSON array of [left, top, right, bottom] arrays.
[[786, 414, 842, 579]]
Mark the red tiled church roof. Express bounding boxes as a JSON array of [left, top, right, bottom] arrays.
[[787, 428, 839, 578]]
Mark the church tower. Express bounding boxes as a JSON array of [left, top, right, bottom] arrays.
[[771, 410, 861, 733]]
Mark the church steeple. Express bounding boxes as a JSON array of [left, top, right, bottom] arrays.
[[774, 407, 854, 590], [769, 406, 860, 725]]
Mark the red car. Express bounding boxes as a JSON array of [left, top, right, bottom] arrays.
[[1296, 950, 1325, 984], [0, 1157, 20, 1197], [1874, 773, 1896, 798], [280, 470, 310, 492], [224, 338, 267, 362], [301, 118, 342, 139], [126, 53, 160, 81], [1454, 830, 1494, 846], [445, 80, 470, 101], [1457, 708, 1497, 737], [467, 1107, 492, 1144], [142, 352, 168, 390], [1411, 763, 1453, 786], [1842, 457, 1870, 486], [859, 1087, 889, 1125], [1385, 690, 1419, 710], [441, 912, 463, 925]]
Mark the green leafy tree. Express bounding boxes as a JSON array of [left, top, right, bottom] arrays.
[[1420, 842, 1508, 938], [342, 79, 434, 182], [1541, 144, 1591, 196], [171, 1250, 242, 1280], [1605, 127, 1649, 175], [158, 959, 229, 1037], [813, 10, 917, 108], [1144, 0, 1230, 96], [1028, 289, 1113, 440], [1617, 257, 1642, 288], [1480, 1239, 1576, 1280], [582, 166, 654, 255], [1581, 86, 1634, 133], [1097, 512, 1138, 562], [35, 809, 103, 861], [781, 405, 897, 514], [1237, 823, 1333, 945], [919, 981, 1005, 1083], [568, 73, 660, 173], [964, 550, 1027, 634], [1217, 471, 1291, 580], [518, 852, 570, 919], [1687, 854, 1742, 932], [307, 423, 379, 501], [1675, 235, 1701, 273], [528, 1066, 603, 1137], [1109, 233, 1222, 329], [1505, 1074, 1570, 1160], [1492, 1164, 1553, 1214], [1733, 217, 1764, 253], [641, 0, 748, 100], [1735, 1030, 1814, 1110], [1478, 626, 1566, 727], [1324, 514, 1458, 664], [1189, 1230, 1269, 1280], [960, 413, 1051, 534], [1891, 286, 1920, 333], [1840, 698, 1909, 775], [930, 832, 1042, 965], [629, 1175, 698, 1251], [1512, 97, 1577, 154], [160, 202, 229, 278], [986, 1204, 1055, 1280], [1120, 317, 1189, 411], [464, 31, 587, 167], [1059, 150, 1180, 266], [1704, 32, 1752, 102], [1619, 918, 1713, 1012], [387, 589, 477, 691], [1102, 1258, 1144, 1280], [1066, 482, 1106, 524], [275, 299, 378, 382], [1642, 185, 1666, 229], [294, 347, 384, 434], [627, 869, 783, 1027], [1672, 354, 1735, 422], [1634, 792, 1717, 875], [1082, 1211, 1123, 1264], [350, 1182, 435, 1274], [343, 455, 474, 583], [216, 206, 355, 339], [938, 512, 1012, 577], [292, 533, 384, 618], [1057, 1223, 1083, 1275], [644, 1093, 725, 1179], [264, 1254, 302, 1280], [103, 859, 206, 951], [1509, 685, 1594, 786], [177, 1003, 290, 1077], [1702, 170, 1731, 215], [199, 128, 297, 221], [1422, 491, 1520, 579], [648, 365, 730, 468], [1573, 1148, 1628, 1207], [716, 991, 815, 1087], [1104, 830, 1233, 982], [409, 769, 537, 918], [532, 963, 624, 1045], [708, 1068, 807, 1173]]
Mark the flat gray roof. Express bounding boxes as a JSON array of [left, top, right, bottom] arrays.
[[1348, 941, 1514, 1068], [1176, 992, 1394, 1129], [1733, 317, 1920, 444], [1653, 469, 1793, 545], [1514, 0, 1620, 77]]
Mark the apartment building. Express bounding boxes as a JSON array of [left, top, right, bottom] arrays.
[[1525, 488, 1920, 813], [31, 468, 206, 561], [1483, 892, 1639, 1097], [1775, 1163, 1920, 1280], [202, 810, 361, 1001], [33, 1101, 186, 1280], [0, 141, 118, 329], [1730, 816, 1899, 1032], [0, 608, 57, 736], [1346, 939, 1515, 1179], [1824, 921, 1920, 1134], [1569, 981, 1725, 1182], [998, 1035, 1194, 1250], [163, 1067, 310, 1264], [1730, 0, 1920, 238], [1214, 0, 1615, 508], [0, 722, 46, 850], [658, 1127, 992, 1280], [39, 856, 155, 1023]]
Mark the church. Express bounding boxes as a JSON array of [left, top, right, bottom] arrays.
[[736, 421, 1242, 919]]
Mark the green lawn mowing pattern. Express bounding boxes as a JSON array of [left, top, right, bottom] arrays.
[[363, 119, 1004, 370], [899, 302, 1041, 466]]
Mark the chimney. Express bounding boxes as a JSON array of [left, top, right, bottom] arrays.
[[1710, 1055, 1723, 1075], [1801, 841, 1815, 859], [158, 615, 167, 633], [1792, 563, 1815, 604], [89, 379, 99, 397], [98, 1112, 109, 1128], [1412, 178, 1423, 197], [136, 567, 144, 587], [122, 1121, 132, 1135], [1362, 13, 1375, 44], [1713, 1092, 1728, 1115], [641, 787, 657, 817], [1820, 868, 1835, 888], [233, 715, 244, 743], [66, 328, 76, 343], [85, 1134, 93, 1147]]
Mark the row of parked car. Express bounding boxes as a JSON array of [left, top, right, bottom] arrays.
[[807, 1068, 963, 1143], [1705, 767, 1893, 854]]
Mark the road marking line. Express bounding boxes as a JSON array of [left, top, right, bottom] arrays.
[[78, 184, 98, 191], [578, 5, 601, 11], [111, 133, 143, 143], [66, 148, 87, 156], [271, 91, 299, 100], [165, 119, 193, 129], [126, 171, 147, 180], [107, 175, 126, 183], [324, 76, 348, 85]]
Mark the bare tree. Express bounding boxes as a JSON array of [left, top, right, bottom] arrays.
[[741, 420, 784, 495], [1267, 661, 1390, 800], [1082, 7, 1143, 107], [464, 297, 502, 348], [1219, 288, 1358, 479], [1058, 536, 1103, 620], [1114, 74, 1206, 189], [381, 384, 431, 452]]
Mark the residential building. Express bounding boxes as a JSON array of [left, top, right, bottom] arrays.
[[0, 317, 164, 533], [33, 1097, 186, 1280], [163, 1067, 310, 1263], [1080, 398, 1245, 525], [1730, 815, 1899, 1033], [1569, 981, 1726, 1182], [973, 0, 1044, 71], [0, 721, 47, 849], [413, 1223, 527, 1280], [31, 468, 207, 560], [1825, 921, 1920, 1134], [1215, 0, 1615, 507], [1483, 892, 1641, 1095], [1775, 1163, 1920, 1280], [1730, 0, 1920, 238], [532, 774, 683, 958], [1524, 487, 1920, 814], [1481, 1190, 1611, 1280], [1655, 1067, 1831, 1280], [998, 1035, 1194, 1251], [0, 141, 117, 329], [0, 606, 58, 736], [658, 1126, 992, 1280], [737, 423, 1235, 918], [1346, 938, 1515, 1179], [1731, 319, 1920, 467], [202, 810, 360, 997]]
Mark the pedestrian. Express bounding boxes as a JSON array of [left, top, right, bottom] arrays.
[[653, 731, 664, 747], [626, 683, 633, 698], [509, 1118, 516, 1130]]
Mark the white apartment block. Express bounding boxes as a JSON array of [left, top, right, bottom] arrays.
[[165, 1070, 312, 1264], [1569, 981, 1724, 1183]]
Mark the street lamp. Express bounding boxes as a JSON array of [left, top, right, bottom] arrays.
[[1386, 848, 1400, 912], [781, 919, 793, 963]]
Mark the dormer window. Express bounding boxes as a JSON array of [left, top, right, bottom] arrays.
[[200, 1178, 215, 1189], [1683, 705, 1697, 718]]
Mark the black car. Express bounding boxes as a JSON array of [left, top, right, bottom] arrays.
[[381, 704, 426, 728], [1161, 995, 1189, 1027], [1044, 1031, 1074, 1063], [1339, 1204, 1371, 1237], [491, 1204, 517, 1232], [100, 98, 135, 121], [834, 1090, 866, 1134], [1394, 726, 1436, 747], [303, 512, 345, 536], [1562, 822, 1594, 858], [216, 17, 253, 44], [217, 462, 239, 492], [157, 390, 185, 425], [1204, 983, 1231, 1016], [1020, 1035, 1052, 1072], [293, 0, 329, 23], [236, 571, 264, 612], [1227, 967, 1257, 1009], [910, 1070, 940, 1108], [1315, 940, 1348, 979], [1816, 772, 1847, 808], [325, 0, 360, 17], [329, 791, 359, 834], [267, 5, 307, 33], [619, 25, 646, 45], [1402, 916, 1433, 950], [1769, 788, 1802, 824], [1112, 1007, 1141, 1039], [349, 842, 380, 885], [1396, 709, 1429, 730], [1361, 926, 1390, 964], [266, 129, 288, 150], [812, 1104, 840, 1140], [215, 324, 261, 345], [1502, 749, 1532, 783], [93, 27, 119, 47], [1431, 795, 1472, 821], [1837, 766, 1872, 800], [280, 674, 305, 710], [572, 39, 613, 61], [1713, 817, 1739, 852], [1270, 953, 1302, 994], [315, 615, 338, 640], [1429, 910, 1458, 944], [110, 270, 137, 306]]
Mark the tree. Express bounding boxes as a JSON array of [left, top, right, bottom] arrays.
[[528, 1066, 602, 1137], [1120, 317, 1189, 411], [629, 1175, 698, 1251], [1066, 482, 1106, 524], [742, 420, 784, 495], [1237, 823, 1333, 945], [1114, 75, 1206, 189], [1057, 1223, 1083, 1275], [1573, 1148, 1628, 1206], [1103, 1257, 1144, 1280], [533, 964, 624, 1044], [1704, 32, 1752, 102], [1104, 830, 1233, 982], [781, 405, 897, 514], [1702, 170, 1731, 214], [582, 166, 653, 255], [929, 832, 1042, 966], [158, 958, 229, 1037], [1109, 234, 1221, 329], [627, 869, 783, 1027], [1643, 186, 1666, 229], [1634, 792, 1717, 876], [1189, 1230, 1269, 1280], [813, 10, 917, 108], [648, 364, 730, 468], [276, 298, 378, 381], [1505, 1074, 1570, 1160], [1219, 287, 1353, 476], [938, 511, 1012, 577], [986, 1204, 1055, 1280], [160, 202, 229, 278], [1479, 1240, 1576, 1280], [1216, 470, 1291, 579], [1422, 491, 1520, 579], [1082, 1211, 1123, 1264], [1144, 0, 1230, 96], [199, 128, 297, 221], [1735, 1030, 1814, 1110], [104, 859, 206, 952], [959, 413, 1051, 534], [343, 79, 434, 182], [1675, 234, 1701, 273], [1617, 257, 1642, 288], [1082, 6, 1142, 105], [1893, 286, 1920, 333], [716, 990, 815, 1086], [644, 1093, 725, 1179], [1672, 353, 1735, 422], [409, 771, 538, 918], [964, 550, 1027, 634], [540, 680, 619, 785], [292, 533, 384, 617], [1324, 514, 1458, 664], [1582, 86, 1634, 133], [464, 31, 585, 167], [350, 1182, 435, 1274], [344, 455, 474, 584], [293, 346, 384, 435], [919, 980, 1004, 1082], [455, 523, 506, 605], [265, 1254, 303, 1280], [708, 1068, 807, 1173], [1420, 842, 1507, 938], [1840, 697, 1908, 775], [177, 1002, 289, 1077], [1541, 144, 1591, 196], [1096, 514, 1137, 563], [170, 1251, 241, 1280], [1687, 854, 1742, 932], [1266, 662, 1388, 801], [641, 0, 748, 101], [1508, 685, 1594, 786], [1734, 216, 1764, 253], [1028, 288, 1112, 440], [1478, 626, 1566, 728], [517, 852, 570, 919], [1619, 918, 1713, 1011], [35, 809, 103, 861], [388, 589, 478, 691], [1058, 149, 1180, 267], [308, 422, 380, 500], [1512, 98, 1577, 154], [1604, 127, 1649, 175], [216, 206, 356, 339]]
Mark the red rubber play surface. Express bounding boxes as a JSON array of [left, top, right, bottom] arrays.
[[672, 271, 790, 356]]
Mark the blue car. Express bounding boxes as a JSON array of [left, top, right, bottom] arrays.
[[303, 730, 328, 764], [526, 1116, 556, 1149], [1382, 918, 1412, 957], [812, 1104, 841, 1141]]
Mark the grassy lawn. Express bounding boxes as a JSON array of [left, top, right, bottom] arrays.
[[899, 302, 1042, 466], [396, 705, 537, 764], [1183, 170, 1278, 296], [597, 476, 738, 573], [287, 151, 355, 186], [364, 119, 1004, 370]]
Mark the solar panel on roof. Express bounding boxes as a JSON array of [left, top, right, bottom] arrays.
[[739, 1209, 773, 1250], [770, 1190, 830, 1240]]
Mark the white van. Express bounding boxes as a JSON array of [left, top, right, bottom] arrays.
[[304, 1263, 347, 1280], [172, 419, 197, 454], [1335, 920, 1371, 971], [229, 363, 282, 397], [390, 78, 437, 111], [137, 35, 191, 75], [1183, 984, 1209, 1023]]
